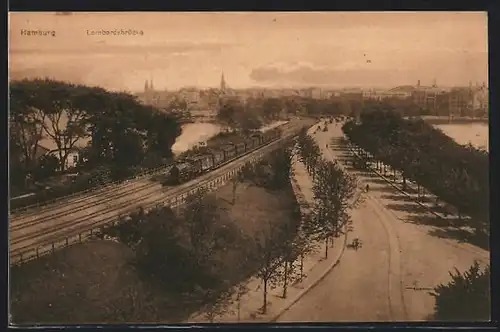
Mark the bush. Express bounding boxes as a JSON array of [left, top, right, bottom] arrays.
[[430, 261, 490, 321]]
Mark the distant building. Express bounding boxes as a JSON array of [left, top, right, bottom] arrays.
[[472, 82, 488, 116], [340, 88, 364, 102], [389, 79, 489, 117]]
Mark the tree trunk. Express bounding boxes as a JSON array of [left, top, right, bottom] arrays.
[[324, 238, 329, 259], [282, 261, 289, 298], [402, 175, 407, 191], [237, 295, 241, 322], [417, 183, 421, 199], [232, 180, 237, 205], [300, 253, 304, 281], [262, 278, 268, 314]]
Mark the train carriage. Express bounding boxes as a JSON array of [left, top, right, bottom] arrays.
[[208, 148, 225, 168], [189, 154, 214, 173], [234, 140, 247, 156], [252, 134, 262, 147], [251, 132, 264, 145], [262, 130, 274, 143], [244, 137, 255, 151], [220, 144, 236, 160]]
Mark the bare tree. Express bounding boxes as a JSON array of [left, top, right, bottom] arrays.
[[308, 157, 357, 259], [252, 221, 285, 314]]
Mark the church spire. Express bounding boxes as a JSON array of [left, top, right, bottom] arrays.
[[220, 71, 226, 92], [144, 79, 149, 93]]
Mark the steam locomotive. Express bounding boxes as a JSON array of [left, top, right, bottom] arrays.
[[161, 127, 283, 186]]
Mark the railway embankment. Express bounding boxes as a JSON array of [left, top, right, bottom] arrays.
[[10, 144, 304, 324]]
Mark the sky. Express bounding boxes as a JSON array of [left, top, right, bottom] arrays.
[[9, 12, 488, 92]]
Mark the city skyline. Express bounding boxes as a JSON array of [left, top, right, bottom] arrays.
[[9, 12, 488, 92]]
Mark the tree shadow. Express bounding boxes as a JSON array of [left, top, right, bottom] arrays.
[[368, 185, 399, 194], [385, 202, 429, 215], [219, 197, 235, 206], [366, 178, 393, 186], [406, 214, 458, 228], [381, 193, 434, 204], [428, 228, 490, 251]]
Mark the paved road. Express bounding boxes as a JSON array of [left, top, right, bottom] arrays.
[[277, 120, 489, 322]]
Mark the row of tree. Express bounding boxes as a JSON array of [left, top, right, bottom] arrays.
[[98, 134, 357, 322], [10, 78, 182, 195], [233, 95, 435, 120], [216, 97, 287, 132], [100, 147, 302, 320], [341, 109, 488, 233], [295, 127, 358, 258]]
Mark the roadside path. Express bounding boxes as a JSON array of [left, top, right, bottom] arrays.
[[188, 123, 348, 323]]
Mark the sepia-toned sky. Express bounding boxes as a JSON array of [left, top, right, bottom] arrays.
[[9, 12, 488, 92]]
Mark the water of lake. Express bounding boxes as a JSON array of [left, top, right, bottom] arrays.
[[434, 123, 489, 152]]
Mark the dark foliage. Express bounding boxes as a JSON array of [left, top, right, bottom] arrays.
[[430, 261, 490, 321], [342, 109, 488, 233], [9, 78, 182, 207]]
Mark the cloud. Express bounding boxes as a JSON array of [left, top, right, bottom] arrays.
[[249, 61, 392, 86]]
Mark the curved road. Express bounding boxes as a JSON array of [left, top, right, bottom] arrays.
[[277, 121, 489, 322]]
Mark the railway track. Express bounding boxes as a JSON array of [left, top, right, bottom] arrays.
[[10, 163, 175, 217], [9, 119, 310, 265]]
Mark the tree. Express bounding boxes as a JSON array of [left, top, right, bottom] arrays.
[[293, 216, 319, 282], [199, 282, 236, 323], [9, 80, 47, 172], [231, 169, 245, 205], [252, 221, 285, 314], [39, 82, 90, 171], [308, 159, 356, 259], [133, 205, 201, 291], [276, 200, 301, 299], [262, 98, 283, 121], [430, 261, 490, 321], [182, 189, 220, 263], [32, 154, 59, 180], [217, 99, 239, 130]]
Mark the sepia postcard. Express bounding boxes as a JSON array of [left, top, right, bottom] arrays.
[[8, 11, 490, 325]]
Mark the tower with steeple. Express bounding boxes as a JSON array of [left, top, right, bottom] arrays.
[[220, 71, 227, 93], [143, 74, 156, 105]]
